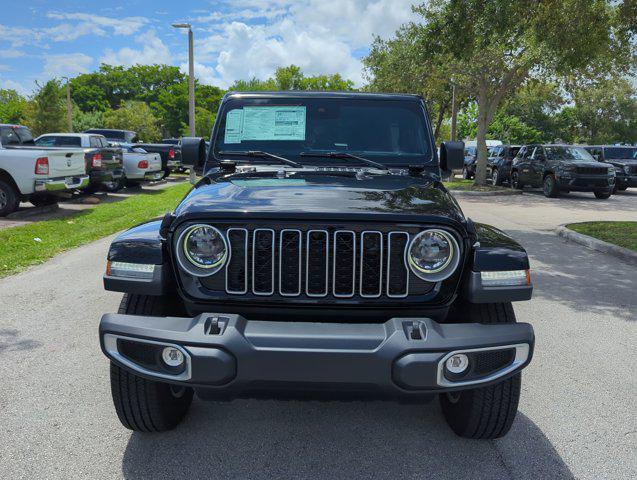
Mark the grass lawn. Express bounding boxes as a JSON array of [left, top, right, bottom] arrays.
[[567, 221, 637, 252], [443, 178, 511, 192], [0, 183, 192, 278]]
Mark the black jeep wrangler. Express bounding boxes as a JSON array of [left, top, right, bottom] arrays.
[[511, 144, 615, 198], [99, 92, 535, 439]]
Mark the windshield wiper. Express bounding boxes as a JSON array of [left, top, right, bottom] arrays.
[[218, 150, 302, 168], [299, 151, 387, 170]]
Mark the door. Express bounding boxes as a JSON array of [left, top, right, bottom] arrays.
[[528, 147, 545, 187]]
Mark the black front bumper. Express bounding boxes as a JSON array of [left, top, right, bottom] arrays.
[[556, 173, 614, 192], [616, 175, 637, 189], [100, 313, 534, 399]]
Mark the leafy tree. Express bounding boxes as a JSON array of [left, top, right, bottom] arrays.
[[103, 101, 160, 142], [372, 0, 633, 184], [193, 107, 216, 138], [0, 89, 28, 124], [26, 79, 67, 136], [72, 107, 104, 133], [229, 65, 355, 92]]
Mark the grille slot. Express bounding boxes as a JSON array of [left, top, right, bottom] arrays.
[[387, 232, 409, 298], [279, 229, 302, 296], [360, 231, 383, 297], [252, 229, 275, 295], [333, 231, 356, 297], [306, 230, 329, 297], [226, 228, 248, 294]]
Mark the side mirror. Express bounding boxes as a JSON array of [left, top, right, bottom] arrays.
[[440, 141, 465, 171], [180, 137, 206, 168]]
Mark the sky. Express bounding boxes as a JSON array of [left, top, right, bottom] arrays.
[[0, 0, 420, 96]]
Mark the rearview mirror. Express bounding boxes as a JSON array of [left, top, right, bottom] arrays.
[[181, 137, 206, 169], [440, 141, 465, 171]]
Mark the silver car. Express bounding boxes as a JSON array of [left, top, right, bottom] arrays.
[[118, 144, 163, 182]]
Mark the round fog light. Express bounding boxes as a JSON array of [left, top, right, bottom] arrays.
[[162, 347, 185, 367], [445, 353, 469, 374]]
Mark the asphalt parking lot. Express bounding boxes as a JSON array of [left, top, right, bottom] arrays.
[[0, 190, 635, 480]]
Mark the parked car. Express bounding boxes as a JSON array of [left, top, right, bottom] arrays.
[[511, 144, 615, 198], [99, 91, 535, 440], [486, 145, 521, 185], [35, 133, 125, 192], [84, 129, 138, 144], [462, 141, 502, 179], [132, 141, 182, 177], [0, 124, 88, 215], [117, 144, 163, 185], [583, 145, 637, 192]]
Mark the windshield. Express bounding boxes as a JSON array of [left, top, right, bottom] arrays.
[[604, 147, 637, 160], [544, 146, 595, 162], [212, 97, 432, 166]]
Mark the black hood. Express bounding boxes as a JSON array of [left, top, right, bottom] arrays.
[[174, 172, 465, 225]]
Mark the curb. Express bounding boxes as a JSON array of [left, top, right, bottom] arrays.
[[7, 203, 60, 219], [556, 225, 637, 265], [450, 189, 523, 197]]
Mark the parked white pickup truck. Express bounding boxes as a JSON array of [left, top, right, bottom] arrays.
[[0, 124, 89, 216]]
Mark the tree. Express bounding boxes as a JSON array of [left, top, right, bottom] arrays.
[[194, 107, 216, 138], [229, 65, 355, 92], [0, 89, 27, 124], [72, 107, 104, 133], [371, 0, 633, 185], [104, 101, 160, 142], [26, 79, 67, 136]]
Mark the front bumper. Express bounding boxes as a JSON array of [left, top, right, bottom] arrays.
[[556, 173, 614, 192], [615, 175, 637, 188], [99, 313, 534, 398], [34, 175, 90, 192]]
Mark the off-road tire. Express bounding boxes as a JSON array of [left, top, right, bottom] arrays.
[[510, 171, 522, 190], [491, 168, 502, 186], [440, 302, 522, 439], [594, 190, 611, 199], [0, 179, 20, 216], [110, 293, 193, 432], [543, 174, 559, 198]]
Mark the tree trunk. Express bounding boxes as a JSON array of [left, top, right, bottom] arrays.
[[474, 96, 490, 186], [433, 102, 448, 142]]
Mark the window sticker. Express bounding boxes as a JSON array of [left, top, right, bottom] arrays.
[[224, 106, 306, 143], [224, 109, 244, 144]]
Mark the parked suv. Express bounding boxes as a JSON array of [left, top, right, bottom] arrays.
[[511, 144, 615, 198], [486, 145, 521, 185], [35, 133, 124, 192], [583, 145, 637, 192], [84, 129, 138, 144], [99, 92, 535, 439]]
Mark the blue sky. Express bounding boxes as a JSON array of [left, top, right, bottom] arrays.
[[0, 0, 418, 95]]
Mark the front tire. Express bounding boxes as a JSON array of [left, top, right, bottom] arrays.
[[510, 171, 522, 190], [110, 294, 192, 432], [543, 174, 559, 198], [440, 303, 521, 439], [491, 168, 502, 186], [594, 190, 611, 199], [0, 179, 20, 216]]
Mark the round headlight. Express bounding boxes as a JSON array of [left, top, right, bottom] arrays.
[[178, 224, 227, 275], [408, 229, 460, 281]]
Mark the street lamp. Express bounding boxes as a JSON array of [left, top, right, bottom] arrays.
[[172, 23, 195, 137]]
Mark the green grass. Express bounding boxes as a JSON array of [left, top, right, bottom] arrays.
[[567, 221, 637, 252], [0, 183, 192, 278], [443, 179, 510, 192]]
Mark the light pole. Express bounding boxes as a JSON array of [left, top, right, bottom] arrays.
[[172, 23, 195, 137], [61, 76, 72, 132]]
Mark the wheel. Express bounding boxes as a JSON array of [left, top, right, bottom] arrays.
[[440, 303, 521, 439], [462, 167, 470, 180], [30, 194, 58, 207], [510, 171, 522, 190], [594, 190, 611, 199], [110, 294, 192, 432], [491, 168, 502, 186], [102, 177, 125, 192], [0, 179, 20, 216], [542, 174, 559, 198]]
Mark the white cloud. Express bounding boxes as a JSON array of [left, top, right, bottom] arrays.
[[0, 77, 31, 96], [189, 0, 417, 88], [101, 30, 172, 66], [46, 13, 149, 36], [43, 53, 93, 78]]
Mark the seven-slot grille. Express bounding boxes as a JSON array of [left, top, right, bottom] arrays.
[[223, 228, 413, 298], [576, 166, 608, 175]]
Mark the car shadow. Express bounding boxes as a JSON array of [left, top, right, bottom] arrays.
[[0, 328, 42, 354], [121, 398, 573, 480], [504, 229, 635, 321]]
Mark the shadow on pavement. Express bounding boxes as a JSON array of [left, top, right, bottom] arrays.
[[121, 398, 573, 480], [505, 229, 636, 321]]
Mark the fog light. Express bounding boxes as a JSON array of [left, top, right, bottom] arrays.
[[445, 353, 469, 374], [161, 347, 185, 367]]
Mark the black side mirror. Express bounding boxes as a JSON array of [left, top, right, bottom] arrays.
[[440, 141, 465, 171], [180, 137, 206, 169]]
